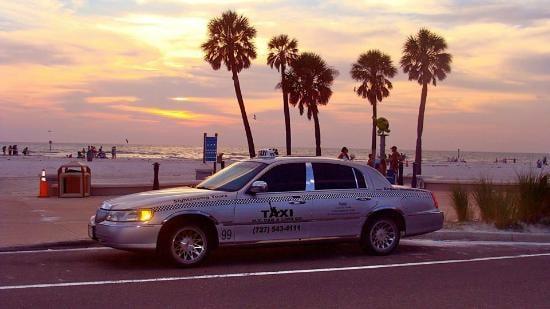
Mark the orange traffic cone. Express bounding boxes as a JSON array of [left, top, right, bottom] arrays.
[[39, 169, 49, 198]]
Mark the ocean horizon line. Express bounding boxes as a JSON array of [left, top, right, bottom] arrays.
[[0, 141, 547, 156]]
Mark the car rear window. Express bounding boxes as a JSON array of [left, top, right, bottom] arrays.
[[312, 163, 359, 190], [258, 163, 306, 192]]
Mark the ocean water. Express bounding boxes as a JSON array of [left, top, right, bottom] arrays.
[[1, 142, 547, 164]]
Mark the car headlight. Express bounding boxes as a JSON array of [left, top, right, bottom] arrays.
[[106, 209, 154, 222]]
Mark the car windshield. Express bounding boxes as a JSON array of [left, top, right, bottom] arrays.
[[196, 161, 267, 192]]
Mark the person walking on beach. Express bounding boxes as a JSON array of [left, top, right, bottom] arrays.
[[22, 147, 29, 156], [8, 145, 12, 156], [2, 146, 5, 155], [111, 146, 117, 159], [338, 147, 350, 160]]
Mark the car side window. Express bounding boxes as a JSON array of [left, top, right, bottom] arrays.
[[257, 163, 306, 192], [354, 168, 367, 188], [312, 163, 358, 190]]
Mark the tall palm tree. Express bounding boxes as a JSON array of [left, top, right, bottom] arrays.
[[350, 50, 397, 162], [282, 52, 338, 156], [267, 34, 299, 156], [201, 10, 257, 158], [400, 28, 452, 187]]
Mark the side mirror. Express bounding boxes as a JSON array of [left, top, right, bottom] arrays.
[[249, 181, 268, 194]]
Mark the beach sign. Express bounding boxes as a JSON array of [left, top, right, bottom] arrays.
[[203, 133, 218, 163]]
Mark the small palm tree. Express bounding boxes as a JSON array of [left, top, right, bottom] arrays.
[[282, 52, 338, 156], [267, 34, 299, 156], [201, 10, 257, 158], [350, 50, 397, 162], [400, 28, 452, 187]]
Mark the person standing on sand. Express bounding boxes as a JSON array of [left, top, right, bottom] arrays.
[[338, 147, 350, 160], [86, 147, 93, 162], [8, 145, 12, 156], [111, 146, 117, 159], [2, 146, 5, 155], [389, 146, 399, 172], [367, 153, 374, 167]]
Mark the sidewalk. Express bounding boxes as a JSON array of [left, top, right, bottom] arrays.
[[0, 195, 108, 249]]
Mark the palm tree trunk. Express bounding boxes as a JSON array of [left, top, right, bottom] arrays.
[[312, 110, 322, 156], [371, 101, 377, 165], [231, 67, 256, 158], [281, 65, 291, 156], [412, 82, 428, 187]]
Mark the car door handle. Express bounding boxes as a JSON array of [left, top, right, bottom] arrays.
[[289, 200, 306, 205], [356, 197, 372, 201]]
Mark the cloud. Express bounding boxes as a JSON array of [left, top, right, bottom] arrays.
[[0, 39, 73, 65], [86, 96, 139, 104], [0, 0, 549, 152]]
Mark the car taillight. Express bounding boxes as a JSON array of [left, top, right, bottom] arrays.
[[430, 192, 439, 209]]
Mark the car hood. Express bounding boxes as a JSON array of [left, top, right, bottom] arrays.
[[102, 187, 230, 210]]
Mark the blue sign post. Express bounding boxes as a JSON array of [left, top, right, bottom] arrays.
[[203, 133, 218, 172]]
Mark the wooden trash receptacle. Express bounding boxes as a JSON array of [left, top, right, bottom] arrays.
[[58, 161, 91, 197]]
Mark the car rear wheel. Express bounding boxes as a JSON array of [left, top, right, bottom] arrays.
[[362, 217, 400, 255], [160, 224, 210, 267]]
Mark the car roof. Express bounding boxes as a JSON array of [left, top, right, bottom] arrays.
[[248, 156, 364, 166]]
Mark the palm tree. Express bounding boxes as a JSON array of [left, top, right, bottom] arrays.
[[400, 28, 452, 187], [282, 52, 338, 156], [350, 50, 397, 162], [201, 10, 257, 158], [267, 34, 299, 156]]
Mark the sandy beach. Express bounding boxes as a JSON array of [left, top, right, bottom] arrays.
[[1, 154, 547, 187]]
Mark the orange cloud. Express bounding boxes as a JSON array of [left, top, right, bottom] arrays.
[[86, 96, 139, 104]]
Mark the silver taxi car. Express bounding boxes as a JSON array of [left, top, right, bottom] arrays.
[[89, 154, 443, 267]]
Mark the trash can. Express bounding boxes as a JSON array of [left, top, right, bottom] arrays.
[[58, 161, 91, 197]]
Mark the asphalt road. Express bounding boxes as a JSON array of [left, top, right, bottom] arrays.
[[1, 240, 549, 308]]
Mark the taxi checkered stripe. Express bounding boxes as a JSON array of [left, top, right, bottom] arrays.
[[150, 189, 431, 213]]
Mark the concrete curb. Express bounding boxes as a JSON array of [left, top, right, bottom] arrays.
[[2, 230, 550, 252], [413, 230, 550, 243], [0, 240, 99, 253]]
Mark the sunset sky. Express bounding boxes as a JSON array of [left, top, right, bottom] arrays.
[[0, 0, 549, 153]]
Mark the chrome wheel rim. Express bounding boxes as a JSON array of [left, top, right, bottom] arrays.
[[370, 221, 396, 251], [172, 227, 206, 263]]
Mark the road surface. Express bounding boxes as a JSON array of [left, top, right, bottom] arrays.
[[1, 239, 549, 308]]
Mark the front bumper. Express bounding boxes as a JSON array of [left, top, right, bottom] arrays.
[[88, 215, 161, 251]]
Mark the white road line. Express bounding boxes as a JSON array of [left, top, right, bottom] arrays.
[[402, 239, 550, 247], [1, 253, 549, 291], [2, 239, 549, 255], [0, 247, 111, 255]]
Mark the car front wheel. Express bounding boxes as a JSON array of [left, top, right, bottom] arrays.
[[362, 217, 400, 255], [161, 224, 210, 267]]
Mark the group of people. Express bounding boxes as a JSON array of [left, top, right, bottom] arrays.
[[495, 157, 517, 164], [2, 145, 29, 156], [537, 156, 548, 168], [74, 146, 117, 161], [338, 145, 405, 177]]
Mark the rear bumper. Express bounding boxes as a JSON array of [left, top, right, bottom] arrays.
[[404, 210, 444, 237], [88, 216, 160, 251]]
